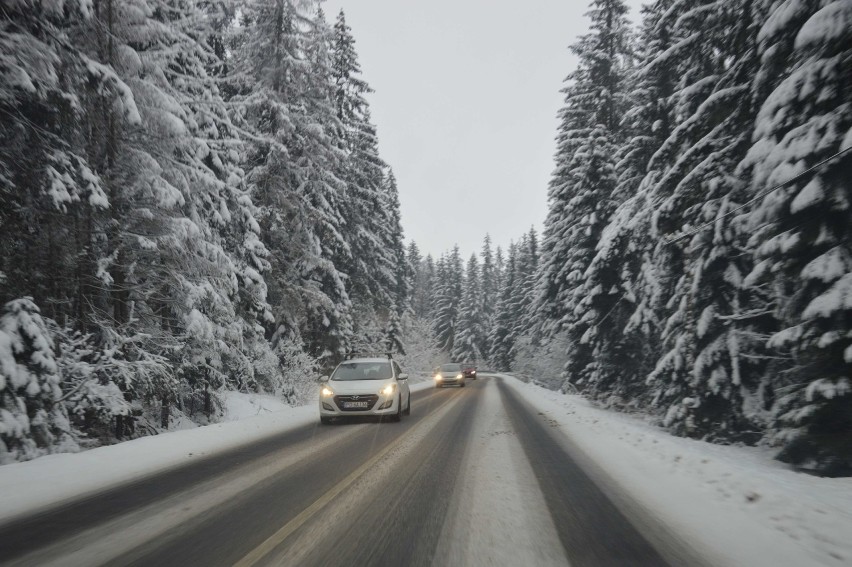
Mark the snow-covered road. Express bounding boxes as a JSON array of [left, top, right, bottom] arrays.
[[1, 375, 850, 566], [1, 377, 662, 566]]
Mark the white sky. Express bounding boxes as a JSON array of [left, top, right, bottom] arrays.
[[322, 0, 643, 260]]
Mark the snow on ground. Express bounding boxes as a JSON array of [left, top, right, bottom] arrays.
[[501, 374, 852, 567], [3, 372, 849, 567], [0, 381, 434, 525], [219, 391, 293, 421]]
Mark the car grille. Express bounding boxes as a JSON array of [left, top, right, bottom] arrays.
[[333, 394, 379, 411]]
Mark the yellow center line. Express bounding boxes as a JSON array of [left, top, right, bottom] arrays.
[[233, 389, 464, 567]]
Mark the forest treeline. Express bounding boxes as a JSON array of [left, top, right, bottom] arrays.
[[0, 0, 410, 462], [414, 0, 851, 476]]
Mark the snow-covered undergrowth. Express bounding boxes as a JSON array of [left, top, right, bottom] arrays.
[[395, 316, 449, 379], [510, 332, 570, 391], [503, 375, 852, 567]]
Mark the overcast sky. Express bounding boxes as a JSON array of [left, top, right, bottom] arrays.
[[323, 0, 643, 260]]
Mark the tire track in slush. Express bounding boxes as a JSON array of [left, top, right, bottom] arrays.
[[498, 378, 670, 567]]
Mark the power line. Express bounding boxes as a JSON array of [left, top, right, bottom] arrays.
[[666, 145, 852, 245]]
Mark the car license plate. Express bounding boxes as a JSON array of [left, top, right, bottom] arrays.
[[343, 401, 369, 409]]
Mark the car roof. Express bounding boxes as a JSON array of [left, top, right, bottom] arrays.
[[340, 357, 392, 364]]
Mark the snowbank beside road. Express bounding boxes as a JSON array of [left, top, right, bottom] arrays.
[[0, 400, 315, 525], [501, 374, 852, 567]]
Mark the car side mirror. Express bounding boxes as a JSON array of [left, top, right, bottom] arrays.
[[318, 375, 329, 383], [398, 373, 409, 381]]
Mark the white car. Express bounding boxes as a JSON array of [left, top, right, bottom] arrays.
[[434, 363, 466, 388], [319, 357, 411, 424]]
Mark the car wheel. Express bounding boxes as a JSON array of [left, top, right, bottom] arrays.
[[320, 417, 332, 425], [404, 394, 411, 415], [461, 381, 465, 387], [390, 396, 402, 422]]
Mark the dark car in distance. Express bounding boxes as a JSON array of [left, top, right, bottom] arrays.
[[462, 364, 477, 380]]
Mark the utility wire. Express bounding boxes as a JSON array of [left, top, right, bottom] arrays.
[[666, 145, 852, 245]]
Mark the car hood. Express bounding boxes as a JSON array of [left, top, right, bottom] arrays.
[[328, 378, 395, 394]]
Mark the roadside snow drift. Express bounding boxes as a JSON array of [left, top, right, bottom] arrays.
[[501, 375, 852, 567]]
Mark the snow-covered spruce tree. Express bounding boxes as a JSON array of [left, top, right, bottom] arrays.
[[70, 0, 285, 408], [383, 170, 412, 315], [384, 305, 406, 356], [739, 0, 852, 474], [588, 0, 680, 406], [0, 0, 114, 325], [494, 246, 505, 299], [641, 0, 772, 442], [452, 254, 485, 363], [489, 242, 520, 371], [479, 234, 497, 355], [556, 126, 620, 390], [0, 299, 75, 463], [544, 0, 631, 395], [158, 0, 278, 395], [534, 0, 631, 352], [421, 253, 438, 319], [409, 243, 434, 319], [534, 87, 594, 339], [233, 0, 353, 365], [381, 170, 411, 355], [331, 10, 396, 318], [514, 228, 540, 340], [433, 247, 463, 354]]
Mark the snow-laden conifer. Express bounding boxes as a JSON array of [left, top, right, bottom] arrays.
[[233, 0, 353, 364], [638, 0, 773, 441], [739, 0, 852, 474], [452, 255, 485, 364], [331, 10, 396, 317], [535, 0, 631, 345], [489, 243, 519, 371], [0, 299, 75, 463]]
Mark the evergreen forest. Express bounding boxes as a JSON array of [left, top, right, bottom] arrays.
[[1, 0, 850, 476]]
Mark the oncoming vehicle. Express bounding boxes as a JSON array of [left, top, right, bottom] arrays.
[[434, 363, 465, 388], [319, 355, 411, 424], [462, 363, 477, 380]]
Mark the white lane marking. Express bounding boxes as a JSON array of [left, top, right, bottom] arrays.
[[432, 378, 571, 567], [7, 423, 368, 567], [236, 389, 467, 567]]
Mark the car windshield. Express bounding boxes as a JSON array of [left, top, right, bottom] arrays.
[[331, 361, 393, 381], [439, 363, 461, 372]]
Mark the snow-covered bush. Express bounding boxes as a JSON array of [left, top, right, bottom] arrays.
[[511, 333, 570, 392], [396, 316, 446, 379], [275, 338, 321, 405], [53, 325, 169, 444], [0, 299, 77, 464]]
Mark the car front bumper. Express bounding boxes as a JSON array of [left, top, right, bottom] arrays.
[[435, 377, 464, 386], [319, 394, 400, 417]]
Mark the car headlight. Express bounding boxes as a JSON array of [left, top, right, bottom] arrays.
[[320, 385, 334, 398], [456, 373, 463, 379], [381, 383, 396, 397], [435, 374, 443, 381]]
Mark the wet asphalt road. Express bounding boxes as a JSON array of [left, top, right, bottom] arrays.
[[0, 376, 677, 567]]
